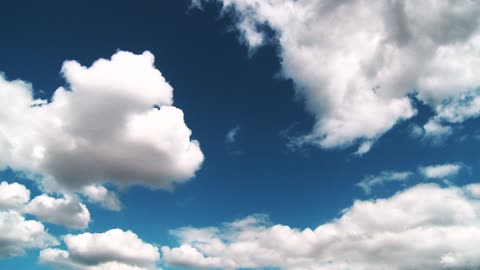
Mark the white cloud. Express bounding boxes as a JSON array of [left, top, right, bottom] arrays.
[[0, 181, 30, 211], [422, 120, 454, 141], [40, 229, 160, 270], [163, 183, 480, 270], [433, 90, 480, 124], [0, 50, 204, 192], [196, 0, 480, 153], [356, 170, 412, 194], [225, 125, 240, 144], [26, 194, 90, 230], [466, 184, 480, 198], [416, 89, 480, 141], [0, 210, 57, 258], [82, 185, 122, 211], [40, 248, 154, 270], [420, 163, 462, 179]]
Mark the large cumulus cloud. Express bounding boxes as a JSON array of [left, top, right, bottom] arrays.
[[0, 50, 204, 192], [194, 0, 480, 153], [163, 183, 480, 270]]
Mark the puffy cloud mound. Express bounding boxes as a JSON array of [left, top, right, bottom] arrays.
[[0, 182, 58, 257], [163, 183, 480, 270], [81, 185, 122, 211], [0, 204, 57, 258], [195, 0, 480, 153], [26, 194, 91, 230], [40, 229, 160, 270], [0, 50, 204, 191], [0, 181, 30, 211]]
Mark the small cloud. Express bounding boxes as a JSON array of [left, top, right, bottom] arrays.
[[422, 120, 453, 142], [189, 0, 205, 10], [357, 170, 412, 194], [419, 163, 462, 179], [26, 194, 91, 230], [39, 229, 159, 269], [408, 124, 424, 139], [225, 125, 240, 144], [354, 140, 374, 156], [82, 185, 122, 211]]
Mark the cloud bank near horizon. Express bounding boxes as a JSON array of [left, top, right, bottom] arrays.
[[163, 183, 480, 270]]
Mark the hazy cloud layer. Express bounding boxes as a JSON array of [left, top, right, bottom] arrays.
[[163, 183, 480, 270], [195, 0, 480, 153]]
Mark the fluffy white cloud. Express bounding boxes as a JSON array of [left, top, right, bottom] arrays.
[[26, 194, 90, 230], [0, 210, 57, 258], [40, 229, 160, 270], [82, 185, 122, 211], [196, 0, 480, 153], [356, 170, 412, 194], [163, 183, 480, 270], [420, 163, 462, 179], [0, 182, 60, 258], [0, 181, 30, 211], [0, 50, 204, 192]]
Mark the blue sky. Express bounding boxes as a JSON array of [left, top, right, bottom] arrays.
[[1, 1, 480, 270]]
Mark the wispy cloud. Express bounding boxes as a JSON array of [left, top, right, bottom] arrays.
[[225, 125, 240, 144], [356, 170, 412, 194]]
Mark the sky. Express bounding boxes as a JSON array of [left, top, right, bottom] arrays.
[[1, 0, 480, 269]]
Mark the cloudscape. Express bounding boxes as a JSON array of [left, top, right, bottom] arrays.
[[1, 1, 480, 269]]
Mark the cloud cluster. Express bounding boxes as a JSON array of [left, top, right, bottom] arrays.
[[0, 50, 204, 193], [40, 229, 160, 270], [0, 180, 91, 231], [196, 0, 480, 153], [0, 181, 57, 258], [163, 183, 480, 270]]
